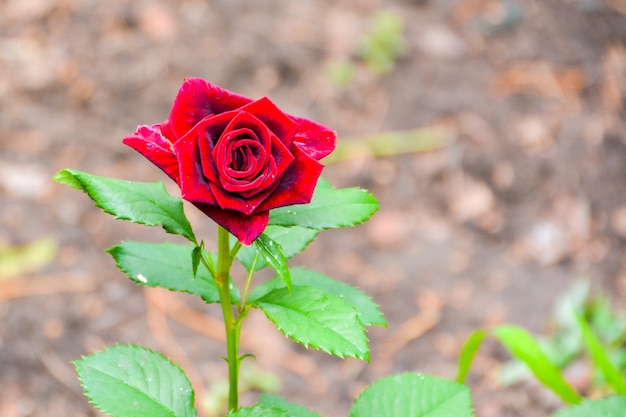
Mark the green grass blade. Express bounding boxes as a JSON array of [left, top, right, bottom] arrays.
[[456, 329, 488, 383], [493, 325, 582, 404], [577, 315, 626, 395]]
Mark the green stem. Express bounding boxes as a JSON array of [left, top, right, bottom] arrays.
[[216, 226, 239, 412], [197, 241, 217, 279], [239, 252, 259, 311], [230, 241, 242, 260]]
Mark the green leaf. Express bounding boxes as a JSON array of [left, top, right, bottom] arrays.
[[493, 325, 582, 404], [236, 225, 318, 272], [258, 394, 323, 417], [54, 169, 196, 242], [253, 286, 369, 361], [226, 404, 291, 417], [269, 178, 379, 230], [456, 329, 488, 383], [551, 396, 626, 417], [191, 245, 202, 278], [107, 241, 237, 304], [249, 268, 385, 327], [349, 373, 474, 417], [252, 234, 291, 291], [74, 344, 195, 417], [577, 315, 626, 395]]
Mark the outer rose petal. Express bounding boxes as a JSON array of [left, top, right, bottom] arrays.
[[209, 179, 281, 216], [290, 116, 337, 161], [192, 202, 269, 245], [239, 97, 298, 148], [169, 78, 252, 140], [174, 131, 218, 206], [122, 123, 180, 183], [257, 145, 323, 212]]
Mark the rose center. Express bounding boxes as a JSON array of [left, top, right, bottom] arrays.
[[213, 127, 270, 192], [230, 143, 258, 173]]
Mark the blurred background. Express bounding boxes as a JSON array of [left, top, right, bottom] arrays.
[[2, 0, 626, 416]]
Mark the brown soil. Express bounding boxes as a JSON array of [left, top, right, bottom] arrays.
[[2, 1, 626, 416]]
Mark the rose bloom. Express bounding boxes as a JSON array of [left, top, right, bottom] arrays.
[[123, 78, 336, 244]]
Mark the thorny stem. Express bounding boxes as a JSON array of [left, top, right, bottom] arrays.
[[216, 226, 240, 412]]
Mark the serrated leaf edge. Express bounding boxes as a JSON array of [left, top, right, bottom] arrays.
[[55, 169, 195, 242], [105, 241, 221, 304], [250, 269, 386, 328], [226, 404, 291, 417], [255, 288, 370, 361], [269, 186, 380, 230], [349, 373, 475, 417], [73, 343, 195, 417], [258, 393, 324, 417]]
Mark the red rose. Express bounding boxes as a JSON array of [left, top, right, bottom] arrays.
[[123, 78, 336, 244]]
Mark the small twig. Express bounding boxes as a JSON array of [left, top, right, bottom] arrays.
[[373, 291, 443, 373], [144, 288, 207, 408], [40, 349, 83, 396]]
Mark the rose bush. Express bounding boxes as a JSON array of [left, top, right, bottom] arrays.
[[123, 78, 336, 244]]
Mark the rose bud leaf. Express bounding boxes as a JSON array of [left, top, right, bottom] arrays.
[[252, 234, 292, 291], [348, 373, 473, 417], [107, 241, 239, 304], [252, 286, 369, 361], [249, 267, 385, 328], [236, 225, 318, 273], [268, 178, 379, 230], [54, 169, 196, 243], [74, 344, 196, 417], [191, 244, 202, 278]]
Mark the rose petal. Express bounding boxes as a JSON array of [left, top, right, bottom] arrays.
[[211, 111, 274, 191], [196, 111, 241, 184], [267, 131, 295, 181], [239, 97, 298, 148], [169, 78, 252, 140], [122, 122, 180, 182], [220, 134, 266, 179], [193, 202, 269, 245], [174, 132, 218, 206], [209, 178, 281, 215], [291, 116, 336, 160], [257, 145, 323, 212]]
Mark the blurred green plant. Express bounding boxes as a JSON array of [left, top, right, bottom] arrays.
[[326, 10, 408, 87], [322, 125, 456, 165], [325, 61, 356, 88], [356, 10, 408, 75], [499, 281, 626, 395], [0, 237, 57, 280], [456, 280, 626, 416], [456, 325, 583, 404]]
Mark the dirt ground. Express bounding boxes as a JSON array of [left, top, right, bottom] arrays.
[[2, 0, 626, 416]]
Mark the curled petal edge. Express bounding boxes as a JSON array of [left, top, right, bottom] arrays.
[[122, 123, 180, 183]]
